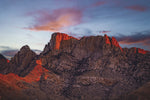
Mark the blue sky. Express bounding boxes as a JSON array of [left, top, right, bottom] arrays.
[[0, 0, 150, 57]]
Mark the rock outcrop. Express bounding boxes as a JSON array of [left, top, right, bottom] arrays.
[[0, 32, 150, 100], [0, 54, 6, 60], [42, 32, 78, 54], [38, 33, 150, 100], [0, 54, 9, 72], [117, 82, 150, 100], [1, 45, 37, 75]]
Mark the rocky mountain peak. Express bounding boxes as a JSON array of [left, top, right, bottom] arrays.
[[0, 32, 150, 100], [111, 37, 123, 52], [42, 33, 149, 56], [103, 35, 123, 52], [50, 32, 79, 50], [42, 32, 79, 54], [5, 45, 37, 75], [20, 45, 31, 52], [11, 45, 36, 63], [104, 34, 111, 44], [42, 33, 126, 57]]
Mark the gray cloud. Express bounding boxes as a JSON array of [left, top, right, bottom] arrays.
[[1, 50, 18, 57], [115, 31, 150, 50], [0, 46, 42, 59]]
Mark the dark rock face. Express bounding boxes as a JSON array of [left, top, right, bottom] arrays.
[[0, 54, 8, 72], [1, 45, 37, 75], [0, 54, 6, 60], [117, 82, 150, 100], [38, 33, 150, 100], [0, 33, 150, 100]]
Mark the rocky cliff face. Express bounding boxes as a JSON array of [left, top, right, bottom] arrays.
[[0, 32, 150, 100], [0, 54, 9, 72], [117, 82, 150, 100], [0, 45, 37, 75], [42, 32, 78, 55]]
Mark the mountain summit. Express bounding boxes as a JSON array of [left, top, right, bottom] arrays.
[[42, 32, 79, 54], [0, 32, 150, 100]]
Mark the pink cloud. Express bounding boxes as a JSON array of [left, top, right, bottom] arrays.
[[119, 39, 149, 45], [90, 1, 106, 8], [116, 32, 150, 48], [25, 8, 82, 32], [92, 1, 106, 7], [126, 5, 147, 12]]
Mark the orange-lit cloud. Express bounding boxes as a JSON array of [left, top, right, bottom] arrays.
[[116, 31, 150, 47], [25, 8, 82, 32], [119, 39, 149, 45], [126, 5, 147, 12]]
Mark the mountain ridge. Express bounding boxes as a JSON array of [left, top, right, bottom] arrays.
[[42, 32, 149, 55], [0, 32, 150, 100]]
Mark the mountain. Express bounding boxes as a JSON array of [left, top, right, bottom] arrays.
[[117, 82, 150, 100], [0, 45, 37, 75], [0, 32, 150, 100], [0, 54, 9, 73]]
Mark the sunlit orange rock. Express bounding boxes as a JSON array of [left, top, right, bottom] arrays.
[[0, 65, 49, 88], [55, 33, 79, 50], [23, 65, 49, 83], [0, 56, 50, 88], [0, 73, 20, 82], [132, 47, 148, 54], [0, 73, 24, 89], [138, 48, 147, 54], [36, 59, 42, 65], [7, 59, 10, 63], [104, 34, 111, 44], [111, 37, 123, 52], [104, 35, 123, 52], [133, 47, 137, 54]]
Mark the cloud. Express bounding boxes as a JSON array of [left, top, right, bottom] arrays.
[[0, 46, 42, 59], [72, 27, 94, 36], [68, 32, 80, 38], [91, 1, 106, 7], [126, 5, 148, 12], [99, 30, 111, 34], [26, 33, 34, 38], [0, 49, 41, 59], [32, 49, 42, 55], [116, 31, 150, 48], [0, 46, 18, 59], [85, 1, 106, 9], [0, 46, 18, 53], [0, 46, 12, 51], [1, 50, 18, 57], [25, 8, 82, 32]]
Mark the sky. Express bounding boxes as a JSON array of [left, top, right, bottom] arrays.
[[0, 0, 150, 57]]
